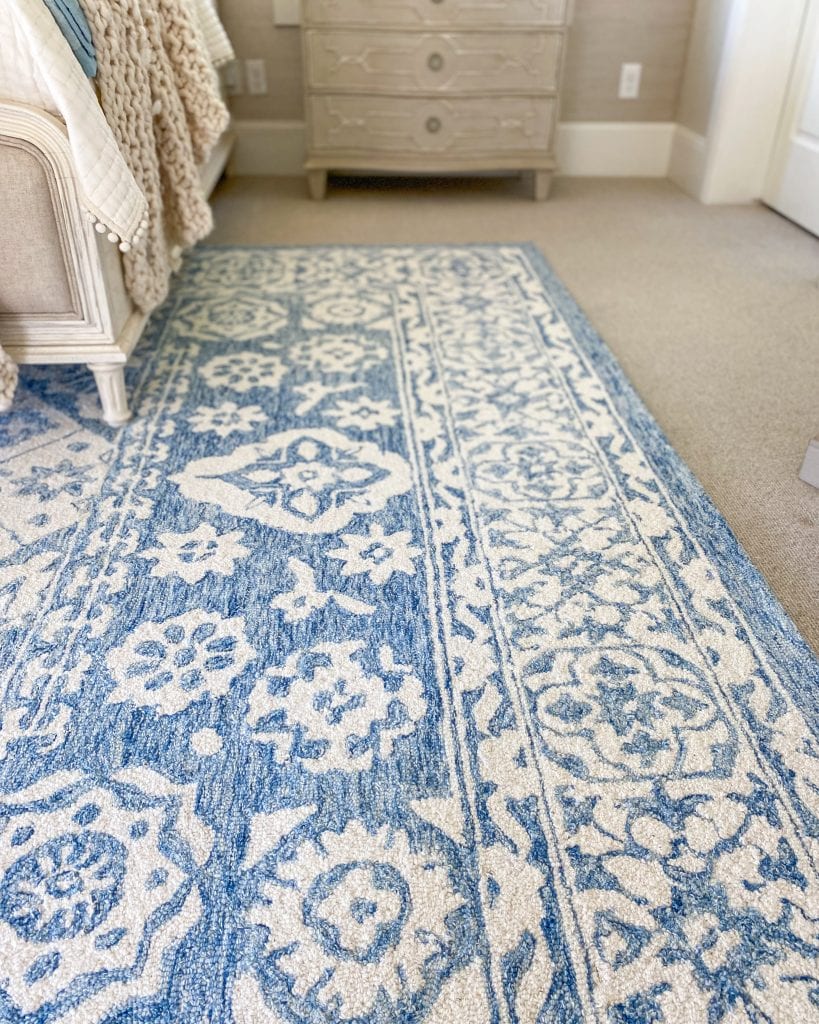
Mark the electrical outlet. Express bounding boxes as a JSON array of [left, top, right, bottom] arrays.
[[222, 60, 243, 97], [618, 62, 642, 100], [245, 59, 268, 96], [272, 0, 301, 25]]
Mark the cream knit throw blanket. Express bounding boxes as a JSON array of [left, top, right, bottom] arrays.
[[81, 0, 230, 313]]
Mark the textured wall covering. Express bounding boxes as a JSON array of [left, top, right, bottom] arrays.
[[561, 0, 697, 122], [220, 0, 304, 122], [223, 0, 697, 124], [1, 245, 818, 1022]]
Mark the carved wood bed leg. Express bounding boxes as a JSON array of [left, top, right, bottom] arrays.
[[88, 363, 131, 426]]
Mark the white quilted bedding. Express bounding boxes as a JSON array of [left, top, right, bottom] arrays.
[[0, 0, 148, 246], [0, 0, 234, 246]]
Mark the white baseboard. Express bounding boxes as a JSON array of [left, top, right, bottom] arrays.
[[555, 122, 675, 178], [669, 125, 708, 200], [229, 120, 676, 179]]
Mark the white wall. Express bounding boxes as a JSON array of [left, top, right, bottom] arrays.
[[677, 0, 734, 136]]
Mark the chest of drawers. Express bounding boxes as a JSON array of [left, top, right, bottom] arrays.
[[301, 0, 570, 200]]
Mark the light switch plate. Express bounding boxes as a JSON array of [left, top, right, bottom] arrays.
[[222, 60, 243, 96], [273, 0, 301, 25]]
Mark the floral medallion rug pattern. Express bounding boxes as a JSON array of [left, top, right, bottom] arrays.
[[0, 245, 818, 1024]]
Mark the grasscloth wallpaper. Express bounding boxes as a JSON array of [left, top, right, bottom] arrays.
[[221, 0, 698, 124]]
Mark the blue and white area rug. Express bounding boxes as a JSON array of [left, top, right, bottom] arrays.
[[1, 245, 818, 1024]]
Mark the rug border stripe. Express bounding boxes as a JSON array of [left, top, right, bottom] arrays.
[[189, 243, 819, 731], [515, 241, 819, 729]]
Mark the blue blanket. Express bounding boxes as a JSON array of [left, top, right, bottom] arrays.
[[42, 0, 96, 77]]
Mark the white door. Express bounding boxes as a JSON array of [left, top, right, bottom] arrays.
[[765, 0, 819, 236]]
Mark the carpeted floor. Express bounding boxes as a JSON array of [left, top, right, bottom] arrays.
[[209, 176, 819, 654], [2, 244, 818, 1023]]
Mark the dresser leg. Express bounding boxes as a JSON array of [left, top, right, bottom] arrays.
[[307, 170, 328, 200], [533, 170, 554, 201], [88, 363, 132, 426]]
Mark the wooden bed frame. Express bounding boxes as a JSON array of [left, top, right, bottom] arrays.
[[0, 99, 233, 425]]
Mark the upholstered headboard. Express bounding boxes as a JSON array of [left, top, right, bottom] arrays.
[[0, 101, 134, 362], [0, 136, 75, 316]]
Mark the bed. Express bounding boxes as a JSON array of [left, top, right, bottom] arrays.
[[0, 0, 234, 425]]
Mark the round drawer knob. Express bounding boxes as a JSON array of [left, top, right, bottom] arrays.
[[426, 116, 442, 134], [431, 0, 444, 5], [427, 52, 444, 72]]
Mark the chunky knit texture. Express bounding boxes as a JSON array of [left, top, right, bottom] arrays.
[[80, 0, 229, 313], [192, 0, 234, 67]]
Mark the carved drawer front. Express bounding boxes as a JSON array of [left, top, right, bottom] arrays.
[[303, 0, 568, 29], [308, 95, 556, 155], [305, 30, 563, 95]]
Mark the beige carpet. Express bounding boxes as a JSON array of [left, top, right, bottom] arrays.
[[209, 175, 819, 653]]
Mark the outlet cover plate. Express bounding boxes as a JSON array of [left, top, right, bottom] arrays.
[[619, 62, 642, 100], [245, 59, 268, 96], [222, 60, 243, 96]]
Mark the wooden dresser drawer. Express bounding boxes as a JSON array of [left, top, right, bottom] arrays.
[[303, 0, 568, 29], [304, 30, 563, 95], [308, 94, 557, 156]]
